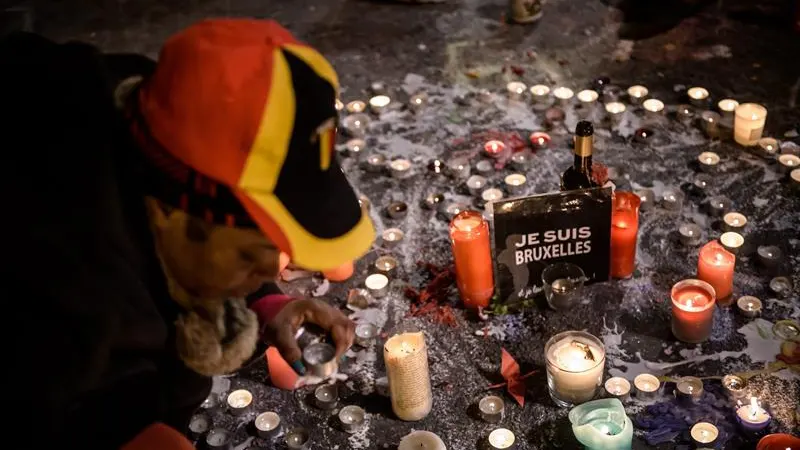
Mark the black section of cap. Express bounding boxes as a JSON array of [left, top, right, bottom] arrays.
[[575, 121, 594, 137], [273, 50, 361, 239]]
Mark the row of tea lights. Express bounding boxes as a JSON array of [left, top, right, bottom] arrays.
[[189, 387, 369, 450]]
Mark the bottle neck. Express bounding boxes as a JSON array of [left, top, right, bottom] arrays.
[[574, 154, 592, 173]]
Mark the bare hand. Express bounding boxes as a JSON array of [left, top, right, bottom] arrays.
[[265, 298, 355, 369]]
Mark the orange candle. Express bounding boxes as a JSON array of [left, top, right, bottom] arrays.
[[323, 261, 354, 282], [697, 240, 735, 302], [671, 279, 716, 343], [610, 191, 641, 279], [449, 210, 495, 309]]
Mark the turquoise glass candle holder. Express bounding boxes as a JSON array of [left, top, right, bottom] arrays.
[[569, 398, 633, 450]]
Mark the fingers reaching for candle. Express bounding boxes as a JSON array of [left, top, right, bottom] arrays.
[[267, 299, 356, 370]]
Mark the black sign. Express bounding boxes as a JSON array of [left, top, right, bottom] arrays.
[[492, 187, 612, 305]]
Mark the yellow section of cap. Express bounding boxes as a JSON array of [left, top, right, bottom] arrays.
[[282, 43, 339, 92], [246, 191, 375, 271], [240, 48, 294, 192]]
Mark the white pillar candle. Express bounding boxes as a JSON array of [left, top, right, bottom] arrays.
[[488, 429, 516, 450], [384, 332, 432, 421], [687, 87, 709, 106], [627, 85, 648, 104], [507, 81, 527, 100], [734, 103, 767, 146], [545, 332, 605, 406], [369, 95, 391, 114], [398, 431, 446, 450]]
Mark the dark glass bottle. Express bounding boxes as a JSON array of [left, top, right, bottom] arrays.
[[561, 121, 599, 191]]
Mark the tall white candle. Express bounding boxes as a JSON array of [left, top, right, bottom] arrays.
[[734, 103, 767, 146], [384, 332, 432, 421]]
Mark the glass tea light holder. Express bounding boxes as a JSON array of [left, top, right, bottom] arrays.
[[635, 189, 655, 211], [374, 255, 398, 278], [723, 212, 747, 233], [605, 102, 626, 126], [345, 100, 367, 114], [701, 111, 722, 138], [778, 154, 800, 173], [542, 262, 586, 311], [188, 412, 211, 439], [661, 189, 685, 211], [450, 210, 495, 309], [720, 231, 745, 255], [756, 137, 780, 158], [675, 376, 704, 405], [687, 87, 709, 107], [381, 228, 404, 248], [342, 113, 370, 138], [756, 245, 783, 269], [339, 405, 366, 433], [384, 329, 433, 421], [226, 389, 253, 416], [718, 98, 739, 120], [369, 94, 391, 115], [530, 84, 551, 105], [697, 241, 735, 303], [545, 331, 606, 407], [722, 374, 748, 401], [507, 81, 527, 101], [697, 152, 720, 173], [691, 422, 719, 447], [604, 377, 631, 402], [707, 196, 733, 218], [569, 398, 633, 450], [610, 192, 641, 279], [399, 431, 446, 450], [488, 428, 517, 450], [737, 397, 772, 432], [466, 175, 488, 196], [633, 374, 661, 400], [303, 342, 338, 378], [286, 428, 311, 450], [504, 173, 527, 195], [206, 429, 233, 450], [678, 223, 702, 246], [484, 140, 507, 158], [734, 103, 767, 146], [671, 279, 716, 343], [479, 395, 505, 424], [736, 296, 762, 318], [254, 411, 281, 438], [365, 273, 390, 299], [553, 86, 575, 106], [354, 323, 378, 348], [626, 85, 648, 104]]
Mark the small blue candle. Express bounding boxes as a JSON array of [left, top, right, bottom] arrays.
[[736, 397, 771, 432], [569, 398, 633, 450]]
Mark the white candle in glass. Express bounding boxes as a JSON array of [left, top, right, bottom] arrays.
[[369, 95, 391, 114], [507, 81, 527, 100], [643, 99, 664, 115], [553, 86, 574, 104], [627, 85, 648, 103], [384, 332, 432, 421], [398, 431, 446, 450], [530, 84, 551, 103], [546, 334, 605, 405], [734, 103, 767, 146]]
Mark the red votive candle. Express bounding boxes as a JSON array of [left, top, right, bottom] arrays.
[[697, 240, 735, 303], [610, 191, 641, 279], [449, 210, 495, 309], [671, 279, 716, 343], [484, 140, 506, 158]]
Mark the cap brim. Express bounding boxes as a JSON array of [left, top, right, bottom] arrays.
[[233, 183, 375, 272]]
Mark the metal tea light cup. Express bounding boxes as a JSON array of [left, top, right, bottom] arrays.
[[479, 395, 505, 424], [188, 412, 211, 439], [254, 411, 281, 438], [633, 373, 661, 400], [354, 323, 378, 347], [365, 273, 390, 298], [285, 428, 311, 450], [736, 296, 762, 318], [314, 384, 339, 410], [206, 428, 233, 450], [675, 376, 704, 405], [303, 342, 338, 378], [542, 263, 585, 311], [339, 405, 367, 433], [226, 389, 253, 416], [722, 375, 747, 402]]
